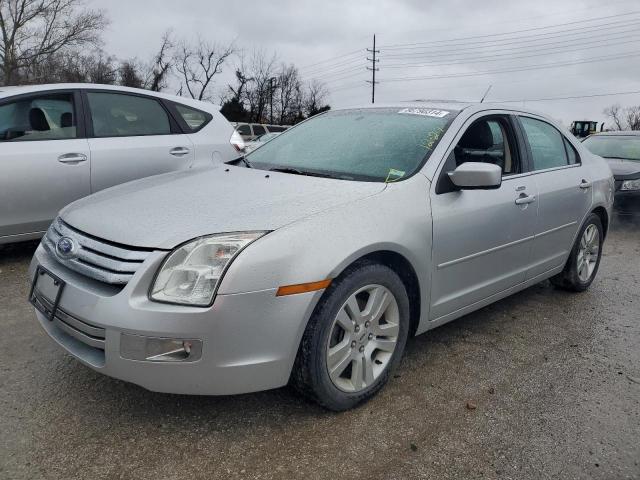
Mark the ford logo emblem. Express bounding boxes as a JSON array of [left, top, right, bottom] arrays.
[[56, 237, 77, 259]]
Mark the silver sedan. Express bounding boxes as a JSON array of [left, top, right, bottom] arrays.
[[29, 103, 614, 410]]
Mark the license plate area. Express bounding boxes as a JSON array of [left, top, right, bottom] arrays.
[[29, 266, 65, 321]]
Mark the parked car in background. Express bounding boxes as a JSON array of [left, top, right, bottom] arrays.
[[29, 103, 613, 411], [0, 84, 243, 245], [234, 122, 289, 141], [244, 132, 281, 153], [582, 131, 640, 210]]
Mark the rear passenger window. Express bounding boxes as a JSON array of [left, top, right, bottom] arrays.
[[252, 125, 266, 136], [520, 117, 568, 170], [87, 92, 171, 138], [174, 104, 211, 132], [267, 126, 286, 133], [564, 138, 580, 165]]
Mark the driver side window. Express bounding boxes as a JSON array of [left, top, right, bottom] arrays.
[[436, 115, 520, 194], [0, 92, 77, 142]]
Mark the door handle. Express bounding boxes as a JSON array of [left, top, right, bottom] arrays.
[[579, 180, 592, 189], [170, 147, 190, 157], [58, 153, 87, 164], [515, 194, 536, 205]]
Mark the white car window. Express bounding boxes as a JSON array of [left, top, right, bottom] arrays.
[[0, 93, 77, 142], [87, 92, 171, 138]]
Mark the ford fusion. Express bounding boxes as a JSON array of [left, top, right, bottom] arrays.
[[30, 103, 614, 411]]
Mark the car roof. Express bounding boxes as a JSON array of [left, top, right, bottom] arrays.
[[0, 83, 221, 111], [588, 130, 640, 137], [329, 100, 551, 117]]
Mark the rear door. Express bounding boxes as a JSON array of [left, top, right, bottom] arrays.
[[0, 90, 90, 239], [517, 116, 592, 279], [83, 90, 194, 193]]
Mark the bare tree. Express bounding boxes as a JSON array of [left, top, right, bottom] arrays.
[[276, 63, 302, 125], [175, 37, 234, 101], [143, 30, 172, 91], [119, 59, 143, 88], [0, 0, 107, 85], [304, 79, 329, 117], [624, 106, 640, 131], [243, 48, 277, 122], [603, 104, 625, 130]]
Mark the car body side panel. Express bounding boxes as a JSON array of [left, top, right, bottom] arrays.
[[217, 174, 434, 338]]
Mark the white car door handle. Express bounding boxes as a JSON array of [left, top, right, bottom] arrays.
[[58, 153, 87, 164], [579, 180, 592, 189], [170, 147, 190, 157], [515, 194, 536, 205]]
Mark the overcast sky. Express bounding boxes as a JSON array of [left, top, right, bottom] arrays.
[[88, 0, 640, 127]]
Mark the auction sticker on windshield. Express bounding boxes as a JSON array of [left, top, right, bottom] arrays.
[[398, 108, 450, 118]]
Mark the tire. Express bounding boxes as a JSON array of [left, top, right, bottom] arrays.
[[290, 261, 410, 411], [550, 213, 604, 292]]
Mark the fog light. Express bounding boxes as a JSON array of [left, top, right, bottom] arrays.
[[120, 334, 202, 362]]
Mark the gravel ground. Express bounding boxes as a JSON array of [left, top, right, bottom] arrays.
[[1, 209, 639, 480]]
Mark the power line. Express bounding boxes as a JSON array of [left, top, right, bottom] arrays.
[[378, 51, 640, 83], [300, 55, 365, 75], [381, 17, 640, 58], [382, 34, 640, 70], [496, 89, 640, 103], [299, 49, 362, 70], [378, 10, 640, 49], [382, 28, 640, 66]]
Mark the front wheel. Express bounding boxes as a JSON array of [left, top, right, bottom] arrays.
[[550, 213, 604, 292], [291, 262, 410, 411]]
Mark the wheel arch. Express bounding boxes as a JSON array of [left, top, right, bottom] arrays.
[[326, 249, 422, 337], [591, 206, 609, 239]]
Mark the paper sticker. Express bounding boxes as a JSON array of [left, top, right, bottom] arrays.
[[385, 168, 406, 183], [398, 108, 449, 118]]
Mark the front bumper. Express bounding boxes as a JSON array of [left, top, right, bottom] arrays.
[[29, 244, 321, 395]]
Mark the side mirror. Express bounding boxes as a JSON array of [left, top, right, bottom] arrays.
[[448, 162, 502, 190]]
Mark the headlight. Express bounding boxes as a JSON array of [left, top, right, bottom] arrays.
[[150, 232, 267, 306], [621, 179, 640, 191]]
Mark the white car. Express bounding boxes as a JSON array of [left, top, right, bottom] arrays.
[[0, 84, 243, 245], [244, 132, 281, 153]]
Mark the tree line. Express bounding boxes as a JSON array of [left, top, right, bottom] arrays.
[[0, 0, 329, 125]]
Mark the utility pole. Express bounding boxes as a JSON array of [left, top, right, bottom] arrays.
[[366, 34, 380, 104], [269, 77, 277, 124]]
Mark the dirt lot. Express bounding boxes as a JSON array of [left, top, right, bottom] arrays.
[[1, 210, 639, 480]]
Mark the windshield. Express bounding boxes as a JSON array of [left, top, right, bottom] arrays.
[[583, 135, 640, 161], [245, 107, 458, 182]]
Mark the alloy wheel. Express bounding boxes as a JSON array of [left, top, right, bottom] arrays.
[[577, 224, 600, 282], [325, 284, 400, 392]]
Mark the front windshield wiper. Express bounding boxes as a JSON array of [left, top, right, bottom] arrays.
[[240, 156, 252, 168], [269, 167, 334, 178]]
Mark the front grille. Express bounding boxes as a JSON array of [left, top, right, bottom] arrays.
[[32, 289, 106, 350], [42, 218, 153, 285]]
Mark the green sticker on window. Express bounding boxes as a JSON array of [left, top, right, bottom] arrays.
[[385, 168, 405, 183]]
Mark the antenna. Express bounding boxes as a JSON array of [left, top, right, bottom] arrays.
[[480, 85, 493, 103]]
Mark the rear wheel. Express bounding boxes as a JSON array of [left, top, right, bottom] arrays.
[[291, 262, 410, 411], [550, 213, 603, 292]]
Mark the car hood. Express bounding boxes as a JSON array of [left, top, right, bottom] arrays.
[[60, 166, 386, 249], [605, 158, 640, 178]]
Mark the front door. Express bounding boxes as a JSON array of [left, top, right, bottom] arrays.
[[83, 91, 194, 193], [0, 91, 90, 239], [429, 114, 537, 320]]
